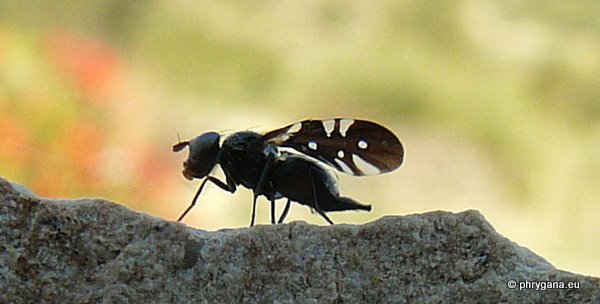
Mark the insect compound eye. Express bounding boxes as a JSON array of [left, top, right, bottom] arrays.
[[188, 132, 220, 157], [181, 132, 221, 180]]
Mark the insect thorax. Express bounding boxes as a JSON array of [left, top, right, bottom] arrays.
[[219, 131, 271, 190]]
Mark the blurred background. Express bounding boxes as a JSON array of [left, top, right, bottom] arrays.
[[1, 1, 599, 276]]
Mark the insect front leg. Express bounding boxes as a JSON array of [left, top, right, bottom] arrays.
[[177, 176, 236, 222]]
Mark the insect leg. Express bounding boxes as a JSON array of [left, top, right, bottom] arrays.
[[277, 199, 291, 224], [270, 199, 276, 224], [316, 210, 334, 225], [308, 168, 335, 225], [250, 152, 276, 227], [177, 176, 236, 222], [250, 198, 258, 227]]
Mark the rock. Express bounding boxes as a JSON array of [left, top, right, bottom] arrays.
[[0, 176, 598, 303]]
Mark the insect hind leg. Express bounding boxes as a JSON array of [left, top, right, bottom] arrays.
[[277, 199, 291, 224], [306, 166, 370, 224], [316, 209, 334, 225], [308, 167, 335, 225]]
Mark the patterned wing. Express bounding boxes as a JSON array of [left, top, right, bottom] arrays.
[[263, 118, 404, 176]]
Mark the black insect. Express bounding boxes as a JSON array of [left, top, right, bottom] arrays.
[[173, 118, 404, 226]]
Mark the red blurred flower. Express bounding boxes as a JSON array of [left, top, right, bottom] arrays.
[[56, 118, 105, 188], [136, 147, 179, 201], [43, 30, 122, 103], [0, 113, 31, 166]]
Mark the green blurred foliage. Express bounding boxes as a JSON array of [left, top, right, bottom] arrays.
[[1, 0, 599, 275]]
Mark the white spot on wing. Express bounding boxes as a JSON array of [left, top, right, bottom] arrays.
[[288, 122, 302, 133], [338, 119, 354, 137], [337, 150, 345, 158], [352, 154, 381, 175], [334, 158, 354, 175], [322, 120, 335, 137], [308, 141, 318, 150], [358, 140, 368, 149]]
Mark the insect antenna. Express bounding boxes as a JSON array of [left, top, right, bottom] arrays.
[[172, 128, 189, 152]]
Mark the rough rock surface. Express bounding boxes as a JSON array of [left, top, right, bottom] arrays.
[[1, 176, 598, 303]]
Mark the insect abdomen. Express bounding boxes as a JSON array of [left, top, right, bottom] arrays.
[[319, 196, 371, 212], [270, 156, 371, 212]]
